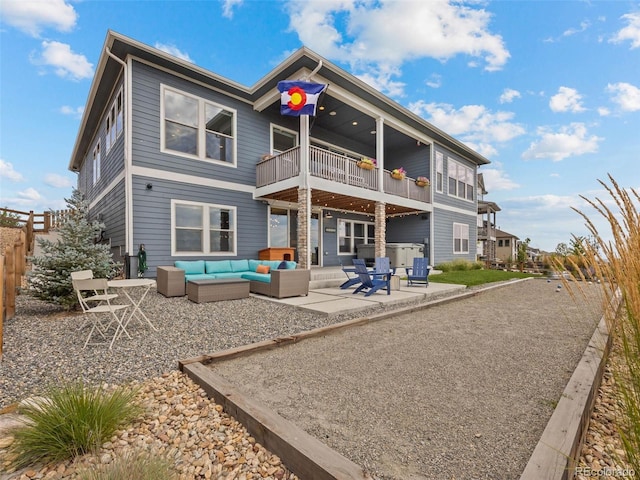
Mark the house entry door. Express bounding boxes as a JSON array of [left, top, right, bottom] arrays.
[[268, 207, 320, 266]]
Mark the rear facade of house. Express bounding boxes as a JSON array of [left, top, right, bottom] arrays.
[[69, 31, 490, 277]]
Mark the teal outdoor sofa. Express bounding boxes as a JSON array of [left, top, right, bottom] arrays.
[[157, 259, 310, 299]]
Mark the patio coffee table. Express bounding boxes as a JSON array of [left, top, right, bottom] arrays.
[[187, 278, 250, 303]]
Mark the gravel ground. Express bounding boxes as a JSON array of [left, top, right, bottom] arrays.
[[0, 279, 608, 480], [0, 287, 429, 409], [210, 279, 606, 480]]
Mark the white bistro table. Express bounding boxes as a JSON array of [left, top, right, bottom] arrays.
[[107, 278, 158, 332]]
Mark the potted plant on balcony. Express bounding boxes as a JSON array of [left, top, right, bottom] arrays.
[[357, 157, 376, 170], [390, 167, 406, 180], [415, 176, 430, 187]]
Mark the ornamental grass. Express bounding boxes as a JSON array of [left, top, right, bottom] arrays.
[[7, 380, 141, 469], [557, 175, 640, 472]]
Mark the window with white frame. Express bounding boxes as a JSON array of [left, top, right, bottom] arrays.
[[338, 219, 375, 254], [172, 200, 236, 255], [162, 85, 236, 164], [272, 126, 298, 154], [447, 159, 474, 201], [436, 151, 444, 193], [453, 222, 469, 254], [105, 88, 123, 152], [92, 141, 101, 185]]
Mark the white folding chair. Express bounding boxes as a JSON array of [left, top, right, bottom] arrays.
[[72, 278, 130, 349], [71, 270, 119, 332]]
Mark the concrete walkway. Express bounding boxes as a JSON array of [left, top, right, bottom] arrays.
[[257, 280, 467, 316]]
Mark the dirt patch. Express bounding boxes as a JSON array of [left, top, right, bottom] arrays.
[[209, 279, 605, 480]]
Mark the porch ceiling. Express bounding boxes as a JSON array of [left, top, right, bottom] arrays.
[[260, 187, 424, 216]]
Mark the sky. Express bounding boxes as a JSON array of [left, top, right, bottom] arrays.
[[1, 0, 639, 252]]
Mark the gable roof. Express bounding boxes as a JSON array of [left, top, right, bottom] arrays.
[[69, 30, 491, 172]]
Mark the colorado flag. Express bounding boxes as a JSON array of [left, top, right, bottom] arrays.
[[277, 80, 327, 117]]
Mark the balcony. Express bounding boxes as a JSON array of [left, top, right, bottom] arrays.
[[256, 146, 430, 204]]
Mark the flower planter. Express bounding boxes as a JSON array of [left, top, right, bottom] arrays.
[[357, 162, 375, 170], [415, 181, 428, 187], [391, 172, 405, 180]]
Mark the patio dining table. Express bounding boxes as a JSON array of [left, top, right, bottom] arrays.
[[107, 278, 158, 332]]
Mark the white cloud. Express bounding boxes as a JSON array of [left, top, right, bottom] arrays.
[[562, 20, 590, 37], [60, 105, 84, 118], [499, 88, 521, 104], [522, 123, 602, 162], [34, 41, 93, 80], [409, 101, 525, 157], [597, 107, 611, 117], [154, 42, 194, 63], [17, 187, 43, 201], [0, 159, 24, 182], [284, 0, 509, 96], [426, 74, 442, 89], [356, 65, 406, 98], [606, 82, 640, 112], [221, 0, 243, 19], [610, 11, 640, 49], [549, 86, 586, 113], [479, 163, 520, 191], [0, 0, 76, 37], [44, 173, 73, 188]]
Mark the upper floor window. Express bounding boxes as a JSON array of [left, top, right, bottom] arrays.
[[162, 85, 236, 165], [171, 200, 236, 255], [272, 126, 298, 154], [453, 222, 469, 254], [105, 88, 123, 152], [448, 159, 474, 201], [92, 141, 101, 185], [338, 219, 375, 255], [435, 152, 444, 193]]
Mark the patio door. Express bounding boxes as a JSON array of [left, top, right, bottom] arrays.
[[268, 207, 320, 266]]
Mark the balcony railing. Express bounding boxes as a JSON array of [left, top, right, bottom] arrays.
[[256, 146, 430, 203]]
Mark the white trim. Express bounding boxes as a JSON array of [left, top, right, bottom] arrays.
[[337, 218, 375, 256], [432, 202, 477, 217], [132, 165, 254, 193], [125, 56, 133, 254], [160, 84, 238, 167], [170, 199, 237, 256], [88, 172, 125, 211], [270, 124, 298, 153], [92, 140, 101, 185], [453, 222, 470, 254], [447, 157, 474, 203]]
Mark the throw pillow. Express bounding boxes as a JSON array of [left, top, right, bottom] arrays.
[[256, 264, 270, 274], [278, 260, 287, 270]]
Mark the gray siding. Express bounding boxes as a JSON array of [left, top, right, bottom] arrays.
[[433, 144, 477, 213], [90, 180, 126, 264], [386, 214, 431, 261], [130, 61, 267, 186], [130, 175, 268, 277], [77, 76, 126, 204], [432, 208, 477, 265]]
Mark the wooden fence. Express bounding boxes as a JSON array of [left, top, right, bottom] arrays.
[[1, 208, 68, 358], [1, 207, 69, 255]]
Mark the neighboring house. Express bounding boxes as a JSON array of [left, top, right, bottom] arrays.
[[68, 31, 490, 276], [476, 173, 501, 265], [495, 229, 519, 264]]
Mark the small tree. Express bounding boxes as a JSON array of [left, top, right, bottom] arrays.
[[27, 188, 120, 309], [516, 237, 531, 272], [0, 207, 22, 227]]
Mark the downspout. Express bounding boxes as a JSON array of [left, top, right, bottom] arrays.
[[105, 47, 132, 258]]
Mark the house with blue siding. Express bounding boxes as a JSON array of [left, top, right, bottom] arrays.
[[68, 31, 490, 276]]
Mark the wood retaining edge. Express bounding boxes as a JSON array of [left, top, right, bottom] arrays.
[[182, 362, 371, 480], [519, 290, 621, 480]]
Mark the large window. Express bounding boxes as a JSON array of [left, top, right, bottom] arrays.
[[447, 159, 474, 201], [162, 85, 236, 164], [172, 200, 236, 255], [105, 88, 123, 152], [272, 126, 297, 154], [338, 219, 375, 255], [453, 222, 470, 254], [435, 151, 444, 193], [92, 141, 101, 185]]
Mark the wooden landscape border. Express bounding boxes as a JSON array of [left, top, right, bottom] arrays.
[[178, 279, 531, 479], [520, 289, 621, 480]]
